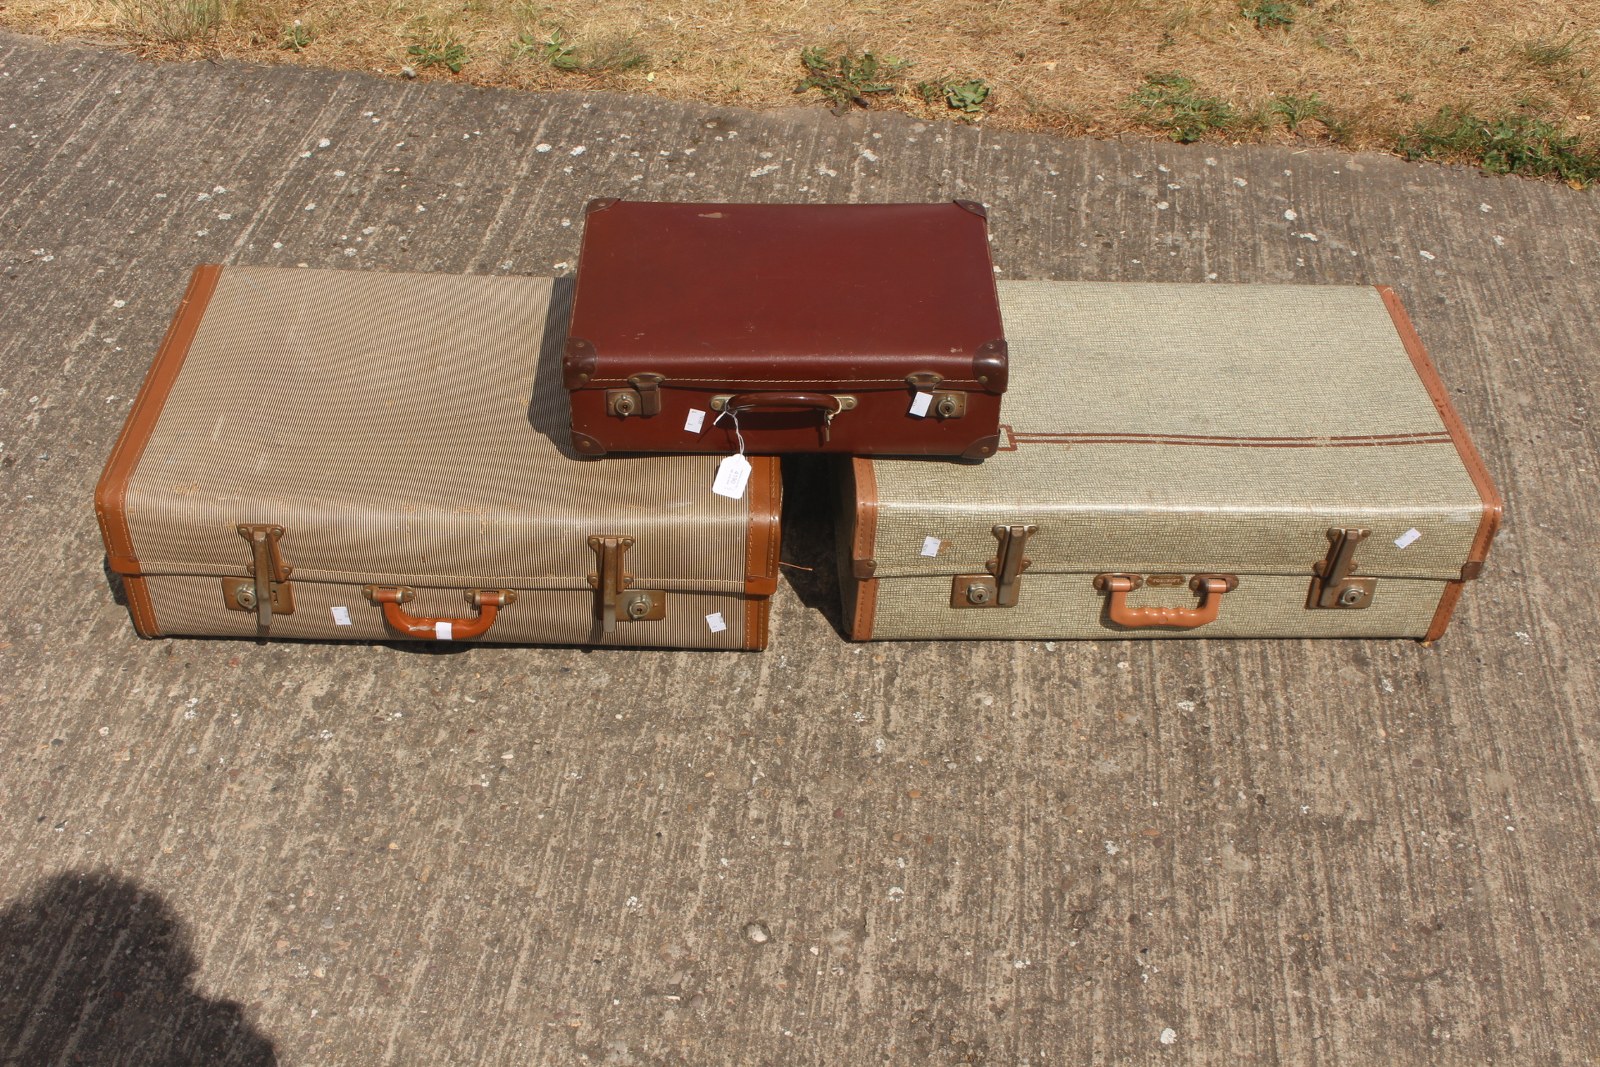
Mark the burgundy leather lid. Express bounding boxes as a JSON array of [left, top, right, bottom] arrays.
[[566, 201, 1003, 385]]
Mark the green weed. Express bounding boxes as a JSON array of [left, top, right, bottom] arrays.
[[796, 48, 909, 110], [1268, 92, 1327, 133], [1520, 36, 1581, 69], [278, 20, 312, 52], [1126, 72, 1237, 142], [117, 0, 228, 43], [1398, 107, 1600, 186], [408, 32, 469, 73], [918, 78, 992, 115], [1241, 1, 1296, 29], [529, 30, 648, 74]]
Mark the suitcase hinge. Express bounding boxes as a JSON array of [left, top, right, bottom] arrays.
[[905, 372, 967, 419], [608, 373, 664, 418], [1307, 527, 1376, 609], [587, 535, 667, 634], [951, 524, 1038, 609], [222, 524, 296, 631]]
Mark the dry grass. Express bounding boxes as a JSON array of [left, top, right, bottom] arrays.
[[5, 0, 1598, 179]]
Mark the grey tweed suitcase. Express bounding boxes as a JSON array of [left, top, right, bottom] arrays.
[[95, 266, 781, 649], [840, 281, 1501, 641]]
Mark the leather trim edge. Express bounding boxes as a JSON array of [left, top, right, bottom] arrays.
[[953, 198, 988, 218], [94, 264, 222, 636], [1422, 580, 1466, 645], [1377, 287, 1503, 577], [849, 457, 878, 640], [744, 456, 782, 597]]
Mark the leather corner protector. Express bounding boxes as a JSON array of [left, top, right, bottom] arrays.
[[1460, 560, 1485, 581], [852, 558, 877, 580], [586, 197, 620, 214], [974, 339, 1008, 394], [953, 198, 988, 218], [563, 337, 598, 389], [960, 434, 1001, 462], [571, 431, 606, 456]]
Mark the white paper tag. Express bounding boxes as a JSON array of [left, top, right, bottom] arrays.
[[705, 612, 727, 634], [712, 453, 752, 499], [920, 536, 942, 557], [908, 391, 933, 418], [684, 408, 706, 434], [330, 606, 352, 626], [434, 621, 453, 641], [1394, 528, 1422, 549]]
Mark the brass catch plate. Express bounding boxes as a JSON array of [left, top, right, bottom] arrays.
[[619, 590, 668, 621], [222, 576, 295, 615], [931, 391, 967, 419], [951, 574, 999, 608]]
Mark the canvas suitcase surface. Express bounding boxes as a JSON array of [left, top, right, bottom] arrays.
[[95, 266, 781, 649], [841, 281, 1501, 641], [563, 200, 1007, 459]]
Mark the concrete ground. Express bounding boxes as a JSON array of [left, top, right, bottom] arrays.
[[2, 30, 1598, 1066]]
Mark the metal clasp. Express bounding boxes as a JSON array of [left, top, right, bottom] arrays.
[[586, 535, 667, 634], [1307, 527, 1376, 609], [607, 372, 664, 418], [951, 524, 1038, 609], [905, 372, 967, 419], [222, 523, 295, 630]]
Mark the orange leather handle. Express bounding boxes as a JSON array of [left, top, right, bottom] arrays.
[[1093, 574, 1236, 629], [726, 392, 841, 413], [366, 586, 515, 640]]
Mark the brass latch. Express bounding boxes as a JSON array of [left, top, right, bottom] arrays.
[[222, 523, 295, 630], [1307, 527, 1376, 609], [905, 371, 967, 419], [607, 373, 664, 418], [951, 524, 1038, 609], [586, 535, 667, 634]]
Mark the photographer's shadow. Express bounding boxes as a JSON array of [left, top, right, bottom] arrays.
[[0, 871, 278, 1066]]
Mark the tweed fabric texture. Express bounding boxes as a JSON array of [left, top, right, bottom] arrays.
[[855, 281, 1490, 640], [119, 268, 762, 648]]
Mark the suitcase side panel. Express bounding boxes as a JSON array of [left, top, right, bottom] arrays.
[[570, 387, 1001, 458], [867, 573, 1447, 640], [140, 576, 757, 649], [93, 264, 223, 638]]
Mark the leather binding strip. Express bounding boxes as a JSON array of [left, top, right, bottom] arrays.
[[743, 456, 783, 650], [849, 457, 879, 641], [1376, 286, 1504, 642], [93, 264, 223, 638]]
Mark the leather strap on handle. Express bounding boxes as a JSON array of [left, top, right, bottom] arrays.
[[1093, 574, 1237, 629], [364, 586, 516, 640]]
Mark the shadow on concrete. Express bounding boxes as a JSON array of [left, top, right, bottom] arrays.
[[0, 871, 278, 1067], [780, 455, 846, 635]]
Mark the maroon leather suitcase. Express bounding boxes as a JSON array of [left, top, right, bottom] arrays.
[[563, 200, 1007, 459]]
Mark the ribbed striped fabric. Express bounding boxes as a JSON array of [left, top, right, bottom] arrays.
[[853, 281, 1492, 640], [120, 268, 760, 648]]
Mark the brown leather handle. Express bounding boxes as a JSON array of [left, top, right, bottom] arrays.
[[725, 392, 841, 413], [1093, 574, 1236, 629], [364, 586, 516, 640]]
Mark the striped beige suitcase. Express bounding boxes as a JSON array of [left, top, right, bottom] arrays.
[[95, 266, 781, 649], [840, 281, 1501, 642]]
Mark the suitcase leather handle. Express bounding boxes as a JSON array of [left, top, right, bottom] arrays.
[[1093, 574, 1236, 629], [721, 392, 851, 443], [363, 586, 516, 640], [724, 392, 843, 413]]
